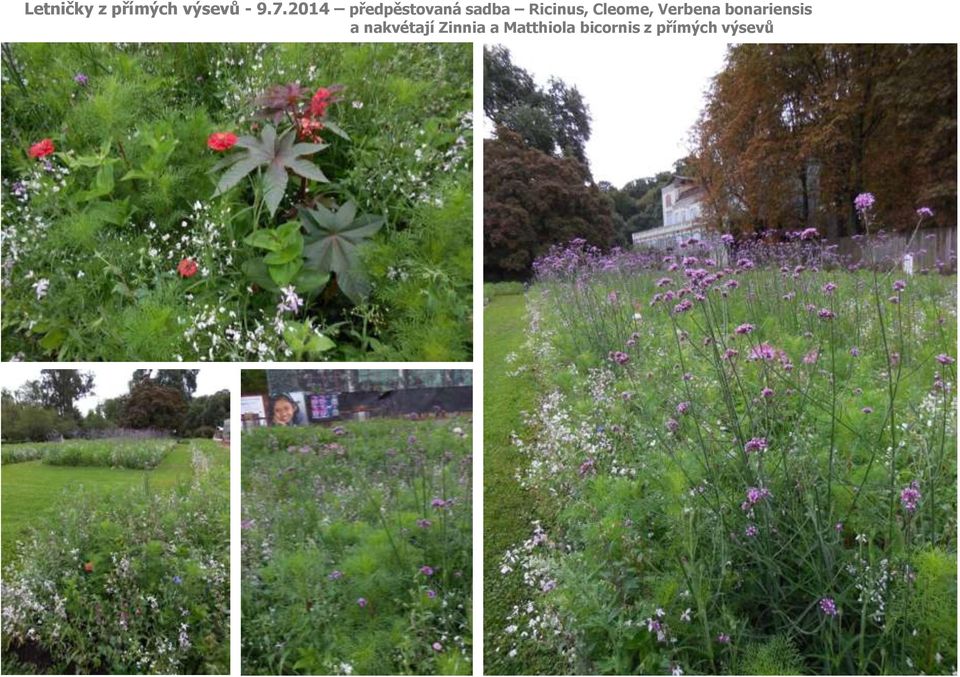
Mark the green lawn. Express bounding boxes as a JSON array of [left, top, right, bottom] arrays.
[[1, 439, 228, 564], [483, 292, 562, 674]]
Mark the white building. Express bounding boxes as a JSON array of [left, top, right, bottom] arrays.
[[631, 176, 707, 250]]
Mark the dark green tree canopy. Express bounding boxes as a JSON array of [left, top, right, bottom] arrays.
[[16, 370, 95, 421], [483, 45, 593, 167], [130, 369, 199, 399]]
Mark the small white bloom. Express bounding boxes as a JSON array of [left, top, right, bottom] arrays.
[[32, 278, 50, 300]]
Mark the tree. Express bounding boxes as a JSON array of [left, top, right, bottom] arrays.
[[693, 44, 957, 236], [483, 45, 593, 167], [17, 370, 95, 421], [123, 382, 188, 432], [129, 369, 198, 399], [183, 390, 231, 432], [484, 127, 616, 279]]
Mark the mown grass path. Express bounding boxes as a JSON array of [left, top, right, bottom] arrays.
[[483, 293, 559, 674], [1, 440, 227, 564]]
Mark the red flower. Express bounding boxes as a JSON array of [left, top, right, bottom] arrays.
[[297, 117, 325, 142], [207, 132, 237, 152], [177, 258, 199, 278], [84, 561, 94, 573], [309, 87, 333, 118], [28, 138, 55, 159]]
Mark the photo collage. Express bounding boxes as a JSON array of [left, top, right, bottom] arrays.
[[0, 36, 956, 677]]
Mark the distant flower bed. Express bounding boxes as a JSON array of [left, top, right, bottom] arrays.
[[1, 444, 229, 674], [241, 419, 472, 675], [491, 200, 957, 674], [0, 445, 45, 465], [1, 438, 175, 470]]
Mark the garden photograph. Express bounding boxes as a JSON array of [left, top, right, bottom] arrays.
[[1, 42, 472, 361], [484, 44, 958, 675], [1, 368, 230, 674], [241, 369, 472, 675]]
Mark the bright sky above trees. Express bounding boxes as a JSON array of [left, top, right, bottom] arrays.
[[487, 41, 729, 187]]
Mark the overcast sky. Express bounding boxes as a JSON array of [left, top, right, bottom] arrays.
[[487, 41, 730, 188], [0, 367, 226, 414]]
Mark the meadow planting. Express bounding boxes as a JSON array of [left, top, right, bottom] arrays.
[[486, 202, 957, 675], [1, 43, 472, 361], [241, 419, 472, 675], [1, 439, 230, 674], [2, 438, 174, 469]]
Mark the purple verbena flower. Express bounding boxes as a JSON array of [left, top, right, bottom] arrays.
[[916, 206, 934, 218], [819, 597, 838, 616], [744, 438, 768, 454], [734, 323, 755, 335], [609, 351, 630, 365], [420, 565, 434, 576], [900, 481, 921, 513], [854, 192, 875, 213], [328, 570, 343, 580]]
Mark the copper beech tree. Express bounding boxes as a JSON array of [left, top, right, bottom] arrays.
[[484, 127, 616, 280]]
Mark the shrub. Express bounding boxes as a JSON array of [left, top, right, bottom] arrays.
[[0, 445, 44, 465]]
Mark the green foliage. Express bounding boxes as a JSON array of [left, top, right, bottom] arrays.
[[213, 125, 328, 217], [242, 419, 472, 675], [486, 242, 957, 675], [39, 438, 174, 469], [2, 43, 472, 361], [300, 200, 384, 303], [737, 635, 805, 675], [362, 179, 472, 360]]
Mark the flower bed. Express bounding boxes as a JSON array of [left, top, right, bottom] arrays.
[[242, 419, 472, 675], [2, 43, 472, 361], [489, 211, 956, 674], [1, 443, 229, 674]]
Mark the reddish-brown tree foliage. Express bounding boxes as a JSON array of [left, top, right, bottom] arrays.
[[484, 128, 616, 280], [693, 44, 956, 237]]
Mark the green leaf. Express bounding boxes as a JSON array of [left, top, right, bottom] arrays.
[[322, 120, 350, 141], [305, 333, 336, 353], [241, 259, 279, 292], [263, 242, 303, 266], [268, 260, 301, 287], [120, 169, 152, 181], [244, 230, 283, 252], [294, 269, 331, 293], [299, 200, 384, 303], [39, 328, 67, 351]]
